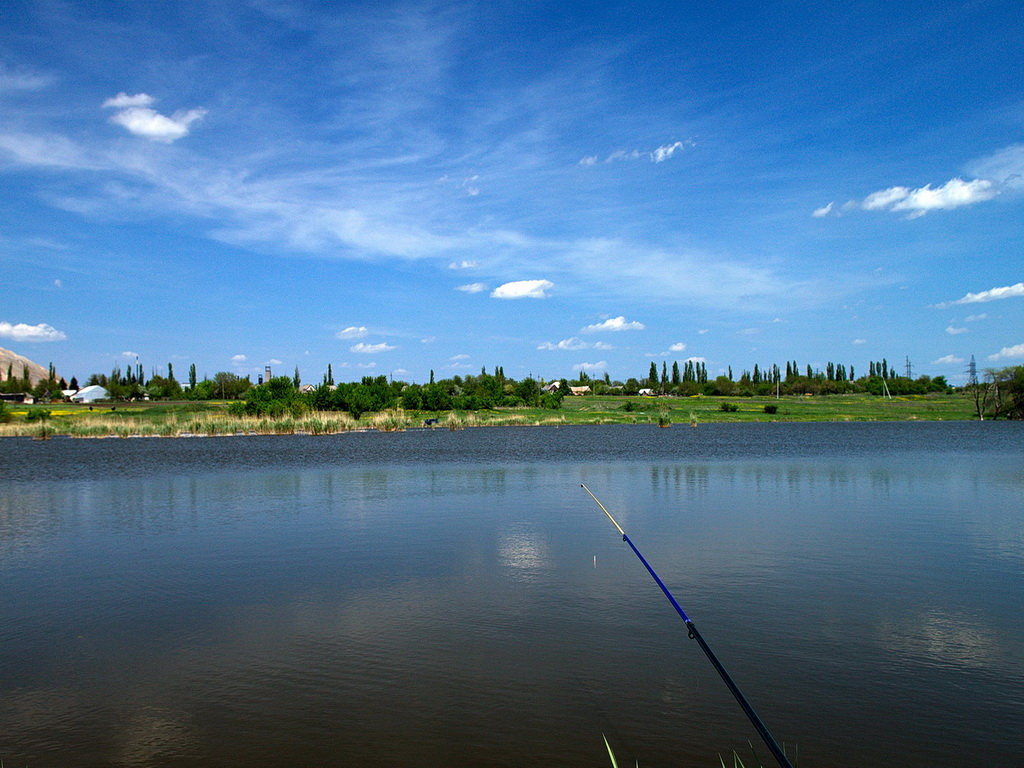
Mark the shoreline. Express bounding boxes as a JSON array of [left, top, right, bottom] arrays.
[[1, 393, 983, 438]]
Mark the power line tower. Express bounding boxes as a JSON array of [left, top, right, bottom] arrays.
[[967, 355, 978, 387], [904, 356, 913, 379]]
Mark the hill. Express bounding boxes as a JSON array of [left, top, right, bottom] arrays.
[[0, 347, 53, 387]]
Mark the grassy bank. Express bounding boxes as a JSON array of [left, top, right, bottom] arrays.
[[0, 393, 978, 438]]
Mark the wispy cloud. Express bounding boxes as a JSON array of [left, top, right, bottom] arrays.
[[350, 342, 396, 353], [988, 343, 1024, 361], [946, 325, 967, 335], [456, 282, 487, 293], [933, 354, 963, 365], [336, 326, 369, 339], [668, 342, 686, 352], [573, 361, 607, 372], [853, 338, 867, 345], [812, 202, 833, 218], [231, 354, 247, 363], [0, 321, 67, 342], [491, 279, 554, 299], [448, 260, 477, 269], [580, 316, 645, 333], [103, 93, 206, 143], [943, 282, 1024, 306], [966, 144, 1024, 191], [0, 63, 53, 91], [580, 139, 693, 166]]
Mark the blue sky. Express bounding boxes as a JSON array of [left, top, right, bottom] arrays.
[[2, 0, 1022, 385]]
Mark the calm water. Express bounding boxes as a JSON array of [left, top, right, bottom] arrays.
[[1, 423, 1022, 767]]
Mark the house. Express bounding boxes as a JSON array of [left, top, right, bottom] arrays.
[[0, 392, 35, 404], [541, 381, 561, 393], [638, 388, 656, 396], [568, 385, 591, 396], [71, 385, 110, 403]]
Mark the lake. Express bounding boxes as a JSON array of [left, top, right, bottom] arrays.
[[1, 422, 1022, 767]]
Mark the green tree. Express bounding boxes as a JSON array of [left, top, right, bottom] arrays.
[[189, 363, 197, 390]]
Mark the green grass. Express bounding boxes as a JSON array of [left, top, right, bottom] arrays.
[[0, 393, 977, 438]]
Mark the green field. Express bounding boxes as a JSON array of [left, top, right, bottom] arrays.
[[0, 392, 978, 438]]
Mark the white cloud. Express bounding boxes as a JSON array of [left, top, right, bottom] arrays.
[[580, 316, 645, 333], [933, 354, 964, 365], [0, 321, 66, 342], [456, 282, 487, 293], [573, 361, 607, 372], [698, 329, 709, 335], [538, 337, 588, 351], [102, 92, 156, 108], [651, 141, 686, 163], [448, 260, 477, 269], [582, 139, 693, 166], [336, 326, 369, 339], [103, 93, 205, 143], [351, 342, 396, 353], [593, 341, 613, 350], [53, 279, 62, 289], [120, 351, 139, 358], [267, 358, 283, 365], [668, 342, 687, 352], [988, 344, 1024, 361], [853, 338, 867, 345], [946, 325, 968, 335], [356, 362, 377, 369], [231, 354, 247, 363], [948, 282, 1024, 305], [812, 202, 834, 218], [491, 279, 554, 299], [449, 354, 470, 361], [685, 356, 707, 363], [420, 336, 436, 343], [965, 313, 987, 322], [861, 178, 998, 217]]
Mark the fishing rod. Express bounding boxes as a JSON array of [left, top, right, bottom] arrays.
[[581, 483, 795, 768]]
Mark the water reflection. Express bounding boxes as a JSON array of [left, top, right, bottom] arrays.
[[1, 424, 1022, 768]]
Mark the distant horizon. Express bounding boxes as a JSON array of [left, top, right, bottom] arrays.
[[3, 2, 1022, 386], [0, 343, 974, 389]]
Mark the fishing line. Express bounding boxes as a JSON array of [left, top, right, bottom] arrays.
[[581, 483, 795, 768]]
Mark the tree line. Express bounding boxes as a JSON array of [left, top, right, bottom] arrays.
[[10, 356, 1024, 419]]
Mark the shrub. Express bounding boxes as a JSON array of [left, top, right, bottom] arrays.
[[763, 404, 778, 414], [25, 409, 52, 422], [719, 402, 739, 412]]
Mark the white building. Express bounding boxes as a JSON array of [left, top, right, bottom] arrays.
[[71, 385, 110, 403]]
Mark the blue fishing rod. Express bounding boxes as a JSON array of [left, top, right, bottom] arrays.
[[582, 484, 795, 768]]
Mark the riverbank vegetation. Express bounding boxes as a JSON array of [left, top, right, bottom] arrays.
[[0, 389, 997, 438], [4, 360, 1022, 437]]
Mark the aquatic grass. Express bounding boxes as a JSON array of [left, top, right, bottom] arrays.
[[603, 735, 778, 768]]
